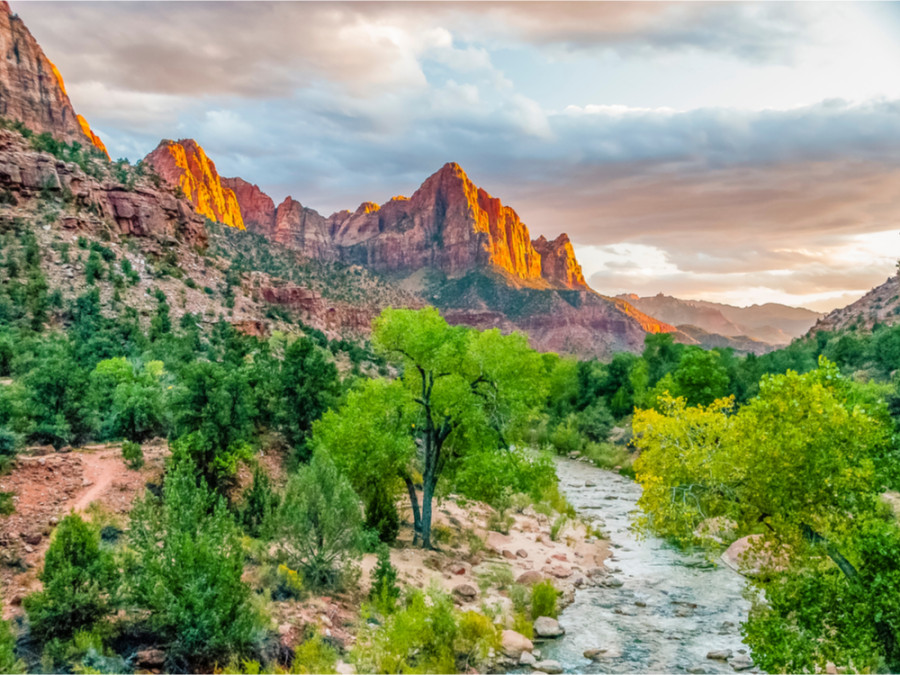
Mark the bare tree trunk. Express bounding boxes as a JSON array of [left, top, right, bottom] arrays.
[[402, 473, 422, 545]]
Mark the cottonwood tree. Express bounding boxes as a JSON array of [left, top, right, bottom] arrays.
[[318, 308, 547, 549], [633, 358, 900, 672]]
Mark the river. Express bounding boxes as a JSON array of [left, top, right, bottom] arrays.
[[539, 458, 756, 674]]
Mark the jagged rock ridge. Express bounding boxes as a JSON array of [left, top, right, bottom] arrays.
[[0, 1, 106, 153], [145, 139, 244, 230], [809, 276, 900, 335]]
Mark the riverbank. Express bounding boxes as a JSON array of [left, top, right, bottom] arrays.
[[539, 457, 759, 674]]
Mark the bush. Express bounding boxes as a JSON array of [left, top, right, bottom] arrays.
[[290, 633, 338, 674], [531, 580, 558, 619], [121, 440, 144, 470], [455, 611, 499, 667], [272, 564, 304, 601], [0, 428, 15, 472], [370, 545, 400, 615], [0, 492, 13, 516], [24, 514, 116, 641], [127, 462, 263, 666], [239, 466, 279, 538], [578, 399, 614, 443], [270, 452, 362, 590], [365, 486, 399, 545], [0, 605, 23, 674]]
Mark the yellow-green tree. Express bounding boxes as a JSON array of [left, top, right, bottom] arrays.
[[633, 357, 900, 671]]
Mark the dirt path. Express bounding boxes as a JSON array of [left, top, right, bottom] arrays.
[[70, 449, 126, 513]]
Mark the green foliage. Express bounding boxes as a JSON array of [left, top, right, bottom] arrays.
[[370, 545, 400, 615], [634, 358, 900, 671], [365, 485, 400, 545], [90, 358, 167, 442], [121, 440, 144, 469], [531, 579, 558, 619], [238, 465, 279, 539], [270, 452, 363, 590], [84, 250, 104, 284], [0, 491, 13, 516], [269, 564, 305, 601], [24, 514, 116, 641], [127, 461, 263, 666], [0, 606, 23, 674], [0, 427, 16, 472], [291, 633, 338, 675]]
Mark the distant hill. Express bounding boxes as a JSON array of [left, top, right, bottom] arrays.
[[809, 276, 900, 335], [619, 293, 822, 346]]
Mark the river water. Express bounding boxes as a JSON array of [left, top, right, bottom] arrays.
[[540, 458, 755, 674]]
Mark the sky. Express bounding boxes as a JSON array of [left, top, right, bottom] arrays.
[[13, 1, 900, 312]]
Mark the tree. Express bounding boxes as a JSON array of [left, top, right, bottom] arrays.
[[239, 465, 279, 539], [371, 308, 547, 548], [24, 514, 116, 641], [90, 358, 167, 442], [128, 461, 262, 667], [0, 604, 23, 674], [269, 452, 362, 589], [170, 361, 254, 491], [633, 358, 899, 671], [669, 347, 731, 406], [278, 337, 340, 461]]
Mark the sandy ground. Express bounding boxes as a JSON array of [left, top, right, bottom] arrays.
[[0, 441, 168, 618]]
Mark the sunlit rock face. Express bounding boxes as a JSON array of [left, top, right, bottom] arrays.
[[532, 233, 587, 290], [145, 139, 245, 229], [76, 115, 109, 159], [0, 1, 105, 150], [221, 176, 275, 235]]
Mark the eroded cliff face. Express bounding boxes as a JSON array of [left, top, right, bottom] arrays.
[[0, 1, 106, 151], [145, 139, 244, 229], [76, 115, 110, 160], [532, 234, 586, 290], [0, 128, 207, 247], [221, 176, 274, 235]]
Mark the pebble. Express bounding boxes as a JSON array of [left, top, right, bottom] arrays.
[[583, 648, 607, 660]]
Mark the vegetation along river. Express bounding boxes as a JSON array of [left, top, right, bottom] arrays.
[[539, 458, 757, 674]]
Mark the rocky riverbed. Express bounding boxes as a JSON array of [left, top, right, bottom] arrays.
[[533, 458, 759, 674]]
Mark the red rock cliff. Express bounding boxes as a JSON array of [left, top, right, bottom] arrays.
[[532, 233, 587, 290], [144, 139, 244, 229], [221, 176, 274, 235], [0, 1, 107, 152]]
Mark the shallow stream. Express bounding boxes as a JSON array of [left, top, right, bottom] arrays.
[[539, 458, 755, 674]]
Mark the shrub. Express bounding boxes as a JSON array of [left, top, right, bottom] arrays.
[[531, 580, 558, 619], [370, 545, 400, 615], [477, 564, 515, 592], [239, 466, 279, 539], [0, 492, 13, 516], [270, 452, 362, 590], [0, 605, 23, 674], [121, 440, 143, 469], [84, 250, 103, 284], [455, 611, 499, 667], [0, 428, 16, 472], [128, 462, 263, 666], [578, 399, 614, 442], [365, 486, 399, 545], [272, 564, 304, 601], [290, 633, 338, 675], [23, 514, 116, 641]]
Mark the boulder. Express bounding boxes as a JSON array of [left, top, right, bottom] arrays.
[[728, 655, 754, 671], [706, 650, 733, 661], [533, 659, 563, 674], [583, 648, 607, 660], [533, 616, 565, 639], [516, 549, 529, 558], [519, 651, 537, 667], [516, 570, 543, 585], [453, 584, 478, 601], [500, 629, 533, 659], [134, 649, 166, 668]]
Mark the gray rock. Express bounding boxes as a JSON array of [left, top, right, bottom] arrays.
[[519, 651, 537, 667], [728, 655, 754, 671], [533, 616, 565, 638], [687, 668, 707, 674], [583, 648, 607, 660], [533, 659, 564, 674], [707, 650, 733, 661]]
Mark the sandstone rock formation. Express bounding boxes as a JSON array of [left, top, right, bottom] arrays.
[[0, 128, 207, 247], [145, 139, 244, 229], [76, 114, 110, 160], [0, 1, 105, 150], [273, 197, 336, 260], [809, 275, 899, 335], [221, 176, 274, 234], [532, 234, 586, 289]]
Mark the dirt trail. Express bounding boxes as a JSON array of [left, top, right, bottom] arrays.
[[70, 449, 127, 513]]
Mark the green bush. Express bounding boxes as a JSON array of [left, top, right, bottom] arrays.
[[239, 466, 279, 539], [370, 544, 400, 615], [0, 492, 13, 516], [121, 440, 143, 469], [270, 452, 362, 590], [531, 579, 558, 619], [0, 604, 23, 674], [455, 611, 499, 667], [24, 514, 116, 641], [128, 461, 263, 666], [0, 428, 16, 472], [290, 633, 338, 674], [578, 399, 615, 442], [365, 486, 399, 545]]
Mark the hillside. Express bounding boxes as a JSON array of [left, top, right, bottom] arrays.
[[619, 293, 821, 346], [809, 275, 900, 334]]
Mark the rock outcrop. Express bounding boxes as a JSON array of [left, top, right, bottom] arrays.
[[0, 1, 106, 151], [0, 128, 207, 247], [532, 234, 586, 290], [221, 176, 274, 235], [76, 114, 109, 160], [273, 197, 336, 260], [144, 139, 244, 229], [809, 275, 900, 336]]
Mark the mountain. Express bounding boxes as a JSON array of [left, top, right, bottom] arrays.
[[0, 1, 106, 154], [809, 276, 900, 334], [144, 140, 677, 357], [619, 293, 821, 346], [145, 139, 244, 230]]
